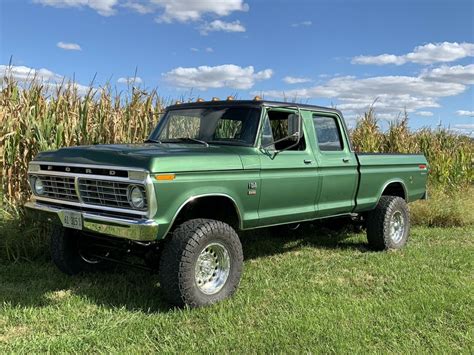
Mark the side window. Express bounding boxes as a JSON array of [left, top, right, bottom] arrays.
[[265, 110, 306, 151], [312, 115, 343, 151]]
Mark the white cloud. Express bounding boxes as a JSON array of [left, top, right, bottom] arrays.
[[352, 54, 406, 66], [57, 41, 82, 51], [117, 76, 143, 84], [33, 0, 118, 16], [256, 64, 474, 119], [456, 110, 474, 117], [152, 0, 248, 23], [190, 47, 214, 52], [291, 20, 312, 27], [452, 124, 474, 137], [454, 124, 474, 129], [122, 1, 155, 14], [421, 64, 474, 85], [0, 64, 90, 95], [199, 20, 245, 35], [163, 64, 272, 90], [352, 42, 474, 66], [450, 128, 474, 137], [0, 65, 62, 83], [283, 76, 311, 84], [416, 111, 434, 117]]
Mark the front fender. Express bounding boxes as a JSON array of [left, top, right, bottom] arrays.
[[151, 171, 258, 239]]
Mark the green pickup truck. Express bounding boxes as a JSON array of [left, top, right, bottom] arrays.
[[26, 98, 428, 307]]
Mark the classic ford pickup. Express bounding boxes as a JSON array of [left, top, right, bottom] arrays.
[[26, 98, 428, 307]]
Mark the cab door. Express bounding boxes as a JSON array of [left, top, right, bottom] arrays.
[[310, 113, 358, 217], [257, 108, 320, 226]]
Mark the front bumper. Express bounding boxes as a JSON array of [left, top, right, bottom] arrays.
[[25, 201, 159, 241]]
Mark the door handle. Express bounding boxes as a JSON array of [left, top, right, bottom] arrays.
[[342, 158, 350, 163], [304, 159, 313, 164]]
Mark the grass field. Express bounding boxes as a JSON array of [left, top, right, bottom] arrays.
[[1, 224, 472, 353], [1, 78, 473, 353]]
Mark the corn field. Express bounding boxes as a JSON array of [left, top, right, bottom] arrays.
[[1, 79, 473, 209]]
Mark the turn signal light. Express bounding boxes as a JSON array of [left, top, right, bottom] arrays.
[[155, 174, 176, 181]]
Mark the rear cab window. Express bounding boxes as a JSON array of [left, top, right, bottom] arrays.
[[312, 115, 344, 151]]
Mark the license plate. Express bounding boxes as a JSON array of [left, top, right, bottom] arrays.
[[62, 211, 83, 230]]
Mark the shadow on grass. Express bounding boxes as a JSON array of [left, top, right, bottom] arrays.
[[0, 217, 368, 314], [241, 218, 369, 260]]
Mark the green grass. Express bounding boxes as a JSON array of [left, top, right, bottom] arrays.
[[0, 225, 472, 353]]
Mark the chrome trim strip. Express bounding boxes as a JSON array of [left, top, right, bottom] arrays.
[[145, 175, 158, 219], [25, 201, 159, 241], [31, 196, 148, 216], [29, 170, 145, 183], [74, 177, 84, 203], [29, 161, 148, 172]]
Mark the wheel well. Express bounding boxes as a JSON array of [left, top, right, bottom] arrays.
[[173, 196, 241, 230], [381, 182, 406, 200]]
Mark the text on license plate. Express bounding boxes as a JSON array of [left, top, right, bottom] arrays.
[[62, 211, 82, 230]]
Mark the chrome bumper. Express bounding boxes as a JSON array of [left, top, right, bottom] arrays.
[[24, 201, 159, 241]]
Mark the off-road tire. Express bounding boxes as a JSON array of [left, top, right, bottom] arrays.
[[366, 196, 410, 251], [50, 226, 103, 275], [158, 219, 243, 308]]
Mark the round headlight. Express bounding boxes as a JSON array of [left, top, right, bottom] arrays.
[[34, 177, 45, 195], [129, 186, 145, 209]]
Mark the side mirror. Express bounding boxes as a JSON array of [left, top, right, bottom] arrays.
[[287, 113, 301, 141]]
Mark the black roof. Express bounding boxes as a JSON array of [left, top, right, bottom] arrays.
[[166, 99, 342, 115]]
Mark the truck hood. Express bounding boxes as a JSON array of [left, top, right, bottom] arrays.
[[34, 143, 245, 173]]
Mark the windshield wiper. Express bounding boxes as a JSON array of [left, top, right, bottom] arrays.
[[144, 138, 162, 144], [176, 137, 209, 147]]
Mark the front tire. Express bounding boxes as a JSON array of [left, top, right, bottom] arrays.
[[366, 196, 410, 250], [50, 226, 104, 275], [158, 219, 243, 308]]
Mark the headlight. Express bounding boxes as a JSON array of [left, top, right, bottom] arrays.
[[128, 185, 145, 209], [34, 177, 45, 195]]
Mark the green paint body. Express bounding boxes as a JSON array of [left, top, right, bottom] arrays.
[[34, 101, 428, 240]]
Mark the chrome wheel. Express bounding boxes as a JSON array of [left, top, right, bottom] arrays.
[[195, 242, 231, 295], [389, 211, 405, 244]]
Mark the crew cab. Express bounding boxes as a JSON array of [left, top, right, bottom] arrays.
[[25, 98, 428, 307]]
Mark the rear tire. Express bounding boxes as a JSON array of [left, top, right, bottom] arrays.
[[50, 226, 105, 275], [366, 196, 410, 251], [158, 219, 243, 308]]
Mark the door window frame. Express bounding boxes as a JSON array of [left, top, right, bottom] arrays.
[[257, 107, 311, 155], [310, 112, 351, 155]]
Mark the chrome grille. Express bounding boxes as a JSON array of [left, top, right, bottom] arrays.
[[78, 178, 147, 210], [38, 176, 78, 202]]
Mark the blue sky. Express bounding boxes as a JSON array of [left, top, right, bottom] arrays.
[[1, 0, 473, 135]]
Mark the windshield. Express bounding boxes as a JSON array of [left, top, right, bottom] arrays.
[[148, 107, 261, 146]]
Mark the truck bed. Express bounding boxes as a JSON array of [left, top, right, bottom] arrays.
[[354, 153, 428, 212]]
